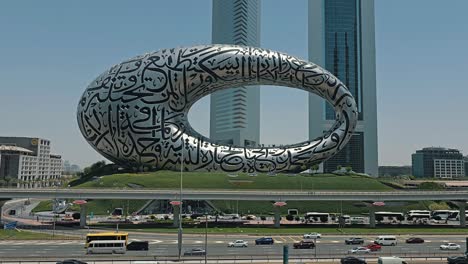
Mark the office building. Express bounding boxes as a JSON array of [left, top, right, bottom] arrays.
[[464, 156, 468, 177], [308, 0, 378, 176], [210, 0, 261, 147], [0, 137, 63, 188], [412, 147, 465, 178]]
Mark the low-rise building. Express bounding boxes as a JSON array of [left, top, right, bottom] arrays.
[[412, 147, 465, 178], [0, 137, 63, 188]]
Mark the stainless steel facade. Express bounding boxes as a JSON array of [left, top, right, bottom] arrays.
[[77, 45, 358, 173]]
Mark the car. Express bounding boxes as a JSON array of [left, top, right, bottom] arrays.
[[303, 232, 321, 239], [184, 248, 206, 256], [447, 255, 468, 264], [365, 243, 382, 251], [441, 243, 461, 250], [348, 247, 371, 254], [126, 241, 149, 251], [340, 256, 367, 264], [405, 237, 424, 244], [293, 240, 315, 249], [345, 237, 365, 245], [228, 240, 248, 247], [56, 260, 87, 264], [255, 237, 274, 245]]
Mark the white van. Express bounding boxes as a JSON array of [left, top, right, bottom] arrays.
[[375, 235, 397, 246], [378, 256, 407, 264], [87, 240, 126, 254]]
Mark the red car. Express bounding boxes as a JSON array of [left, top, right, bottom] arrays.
[[365, 243, 382, 251]]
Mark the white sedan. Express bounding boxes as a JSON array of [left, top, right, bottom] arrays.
[[348, 247, 371, 254], [440, 243, 461, 250], [303, 233, 321, 239], [228, 240, 248, 247]]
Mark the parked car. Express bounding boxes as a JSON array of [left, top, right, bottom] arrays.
[[303, 232, 321, 239], [345, 237, 365, 245], [348, 247, 371, 254], [293, 240, 315, 249], [340, 256, 367, 264], [228, 240, 248, 247], [365, 243, 382, 251], [441, 243, 461, 250], [184, 248, 206, 256], [126, 241, 149, 251], [255, 237, 274, 245], [56, 260, 87, 264], [405, 237, 424, 244], [447, 255, 468, 264]]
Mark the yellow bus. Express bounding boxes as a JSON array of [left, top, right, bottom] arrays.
[[85, 232, 129, 248]]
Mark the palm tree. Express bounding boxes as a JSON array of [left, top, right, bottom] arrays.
[[4, 176, 12, 188]]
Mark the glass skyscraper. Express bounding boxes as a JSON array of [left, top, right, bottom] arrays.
[[308, 0, 378, 176], [210, 0, 261, 147]]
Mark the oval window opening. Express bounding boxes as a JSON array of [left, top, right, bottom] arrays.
[[188, 85, 320, 147]]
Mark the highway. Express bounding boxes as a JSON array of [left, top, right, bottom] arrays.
[[0, 232, 466, 260], [0, 188, 468, 201]]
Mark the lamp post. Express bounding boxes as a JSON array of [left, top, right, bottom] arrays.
[[204, 213, 208, 264], [177, 148, 184, 261]]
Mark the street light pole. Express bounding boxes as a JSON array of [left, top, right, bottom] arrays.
[[204, 213, 208, 264], [177, 148, 184, 261]]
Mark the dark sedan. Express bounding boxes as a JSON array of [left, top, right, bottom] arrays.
[[406, 237, 424, 244], [341, 256, 367, 264], [447, 255, 468, 264], [56, 260, 87, 264]]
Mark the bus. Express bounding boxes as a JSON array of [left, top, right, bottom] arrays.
[[304, 212, 329, 223], [85, 232, 129, 248], [406, 210, 430, 220], [375, 212, 404, 223], [86, 240, 126, 254], [431, 210, 458, 221]]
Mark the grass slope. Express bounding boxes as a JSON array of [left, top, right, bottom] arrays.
[[77, 171, 393, 191], [36, 172, 422, 216], [0, 229, 69, 240]]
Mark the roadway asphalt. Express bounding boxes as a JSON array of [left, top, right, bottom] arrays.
[[0, 234, 466, 259]]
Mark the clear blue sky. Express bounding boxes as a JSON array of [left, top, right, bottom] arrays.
[[1, 0, 467, 168]]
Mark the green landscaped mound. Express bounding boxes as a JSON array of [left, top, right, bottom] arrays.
[[0, 229, 71, 240], [76, 171, 393, 191]]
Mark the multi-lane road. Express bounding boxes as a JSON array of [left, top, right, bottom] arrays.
[[0, 232, 466, 260]]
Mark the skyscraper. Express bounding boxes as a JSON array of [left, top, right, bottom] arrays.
[[308, 0, 378, 176], [210, 0, 261, 147]]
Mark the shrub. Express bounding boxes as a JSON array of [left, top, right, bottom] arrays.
[[285, 214, 294, 221]]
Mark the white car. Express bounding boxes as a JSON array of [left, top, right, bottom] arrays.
[[303, 233, 321, 239], [348, 247, 371, 254], [228, 240, 248, 247], [440, 243, 461, 250]]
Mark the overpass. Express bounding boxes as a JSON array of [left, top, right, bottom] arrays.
[[0, 188, 467, 228], [0, 188, 467, 201]]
